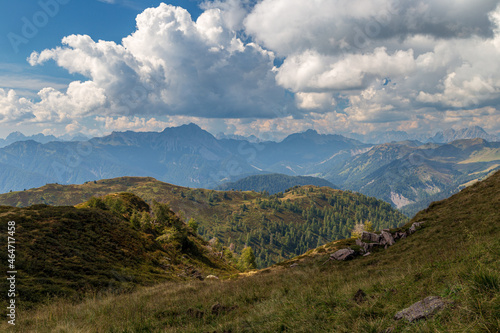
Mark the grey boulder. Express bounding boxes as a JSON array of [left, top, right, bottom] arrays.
[[330, 248, 356, 261], [394, 296, 447, 322]]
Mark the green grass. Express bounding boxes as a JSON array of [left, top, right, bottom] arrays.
[[2, 171, 499, 332], [0, 197, 236, 312]]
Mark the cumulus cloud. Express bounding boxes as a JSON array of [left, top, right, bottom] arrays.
[[245, 0, 499, 55], [95, 116, 170, 132], [295, 92, 336, 110], [276, 47, 416, 92], [0, 89, 34, 123], [245, 0, 500, 133], [1, 0, 500, 138], [25, 3, 293, 122]]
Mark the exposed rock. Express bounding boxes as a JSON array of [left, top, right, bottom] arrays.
[[206, 275, 219, 280], [394, 232, 407, 240], [409, 222, 425, 235], [356, 238, 380, 253], [333, 223, 424, 265], [394, 296, 447, 322], [353, 289, 367, 304], [290, 263, 299, 268], [330, 248, 356, 261], [361, 231, 381, 243], [363, 252, 371, 256], [381, 230, 396, 246]]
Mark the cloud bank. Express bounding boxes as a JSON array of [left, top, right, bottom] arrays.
[[1, 0, 500, 138]]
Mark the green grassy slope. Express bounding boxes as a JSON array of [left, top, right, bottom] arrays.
[[0, 194, 235, 312], [5, 170, 498, 332], [0, 177, 408, 268]]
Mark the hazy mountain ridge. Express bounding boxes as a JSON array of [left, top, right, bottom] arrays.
[[429, 126, 500, 143], [0, 131, 89, 148], [321, 138, 500, 216], [347, 126, 499, 144], [0, 124, 366, 193]]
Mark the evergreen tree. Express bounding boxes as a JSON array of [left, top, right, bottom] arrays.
[[187, 218, 199, 233], [238, 247, 257, 271]]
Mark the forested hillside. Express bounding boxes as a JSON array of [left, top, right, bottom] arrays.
[[216, 173, 336, 194], [0, 177, 407, 268]]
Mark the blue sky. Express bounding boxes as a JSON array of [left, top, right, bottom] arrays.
[[1, 1, 203, 63], [1, 1, 203, 91], [1, 0, 500, 140]]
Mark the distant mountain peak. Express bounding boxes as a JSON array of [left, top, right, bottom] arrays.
[[181, 122, 202, 130], [6, 131, 26, 140], [304, 129, 319, 135], [162, 122, 201, 132], [429, 126, 499, 143]]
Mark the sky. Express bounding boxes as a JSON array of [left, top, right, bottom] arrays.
[[1, 0, 500, 141]]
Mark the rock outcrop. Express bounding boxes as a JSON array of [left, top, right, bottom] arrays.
[[328, 221, 425, 263], [394, 296, 448, 322], [409, 222, 425, 235], [330, 248, 356, 261], [381, 230, 396, 246], [361, 231, 381, 243], [356, 238, 379, 253]]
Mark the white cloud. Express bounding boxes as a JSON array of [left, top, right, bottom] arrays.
[[0, 89, 33, 122], [246, 0, 500, 132], [15, 3, 294, 126], [295, 92, 336, 110], [276, 47, 416, 92], [95, 116, 170, 132], [1, 0, 500, 138], [245, 0, 499, 56]]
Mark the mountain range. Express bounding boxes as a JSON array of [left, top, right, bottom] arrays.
[[1, 123, 499, 216], [0, 131, 89, 148], [0, 123, 368, 192], [347, 125, 500, 144]]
